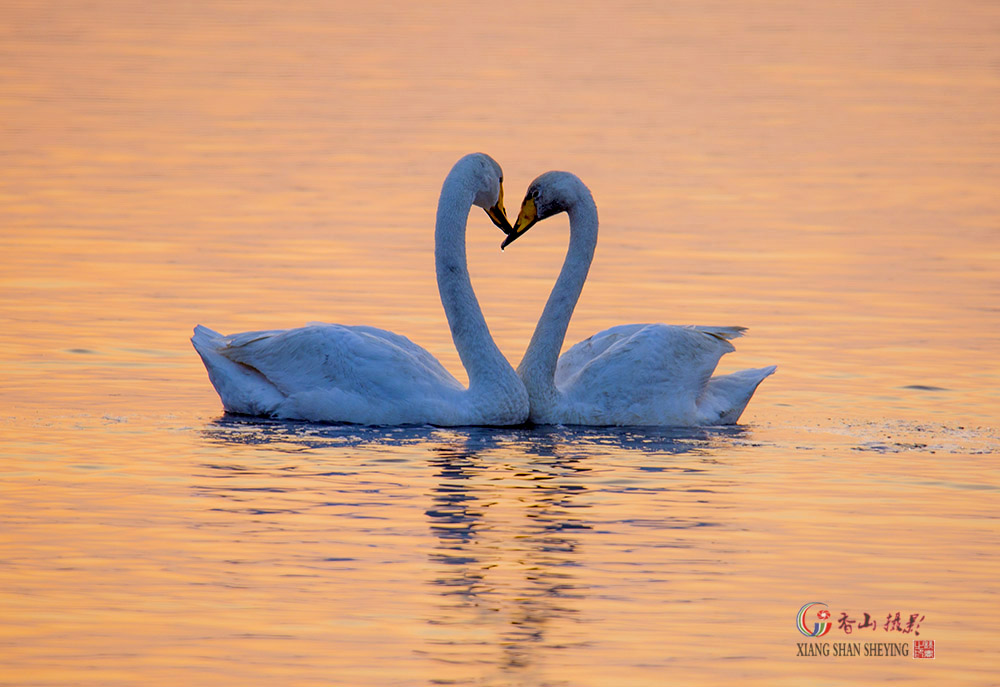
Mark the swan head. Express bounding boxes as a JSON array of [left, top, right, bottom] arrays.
[[502, 171, 586, 249], [454, 153, 513, 234]]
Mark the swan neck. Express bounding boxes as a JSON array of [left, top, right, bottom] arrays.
[[518, 196, 598, 401], [435, 174, 518, 394]]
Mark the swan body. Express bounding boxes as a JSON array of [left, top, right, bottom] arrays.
[[192, 153, 528, 426], [504, 171, 775, 426]]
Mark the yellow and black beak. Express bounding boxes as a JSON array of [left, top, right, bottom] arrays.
[[501, 196, 538, 250], [484, 181, 514, 234]]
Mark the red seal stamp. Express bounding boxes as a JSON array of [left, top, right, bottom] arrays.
[[913, 640, 935, 659]]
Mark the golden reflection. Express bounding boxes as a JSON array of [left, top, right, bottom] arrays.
[[194, 420, 745, 684], [424, 435, 590, 680]]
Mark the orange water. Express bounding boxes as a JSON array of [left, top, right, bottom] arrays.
[[1, 1, 998, 685]]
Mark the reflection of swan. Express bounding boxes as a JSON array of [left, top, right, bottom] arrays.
[[192, 153, 529, 426], [423, 435, 589, 681], [502, 171, 775, 426]]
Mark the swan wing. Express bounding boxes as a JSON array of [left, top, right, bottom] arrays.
[[557, 324, 744, 390], [192, 324, 464, 423], [556, 324, 751, 423], [554, 323, 652, 387]]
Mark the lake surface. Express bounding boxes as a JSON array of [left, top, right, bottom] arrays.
[[1, 1, 998, 685]]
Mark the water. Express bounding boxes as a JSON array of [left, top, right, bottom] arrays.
[[2, 1, 999, 685]]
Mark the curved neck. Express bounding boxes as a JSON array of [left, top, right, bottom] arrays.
[[517, 195, 598, 401], [435, 174, 517, 393]]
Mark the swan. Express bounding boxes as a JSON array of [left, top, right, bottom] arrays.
[[501, 170, 775, 426], [191, 153, 529, 426]]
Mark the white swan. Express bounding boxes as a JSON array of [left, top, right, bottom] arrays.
[[192, 153, 529, 426], [502, 171, 775, 426]]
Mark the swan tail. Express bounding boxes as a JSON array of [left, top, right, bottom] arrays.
[[191, 324, 222, 351], [697, 365, 776, 425], [191, 325, 285, 416]]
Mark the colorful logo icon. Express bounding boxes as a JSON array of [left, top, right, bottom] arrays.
[[796, 602, 833, 637]]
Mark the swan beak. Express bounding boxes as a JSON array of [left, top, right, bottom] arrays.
[[501, 196, 538, 250], [484, 182, 514, 234]]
